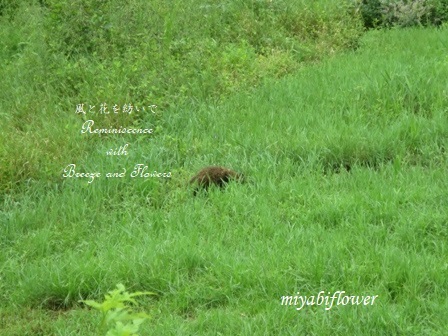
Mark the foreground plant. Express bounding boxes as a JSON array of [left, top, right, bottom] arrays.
[[79, 284, 154, 336]]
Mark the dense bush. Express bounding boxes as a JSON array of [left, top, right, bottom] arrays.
[[353, 0, 448, 28]]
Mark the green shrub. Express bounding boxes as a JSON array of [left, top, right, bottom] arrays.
[[352, 0, 448, 28], [79, 284, 153, 336]]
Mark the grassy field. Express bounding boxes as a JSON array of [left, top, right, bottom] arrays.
[[0, 0, 361, 194], [1, 1, 448, 335]]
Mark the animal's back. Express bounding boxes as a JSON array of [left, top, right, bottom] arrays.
[[189, 166, 243, 194]]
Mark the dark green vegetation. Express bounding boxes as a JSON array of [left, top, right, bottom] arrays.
[[1, 0, 447, 335], [354, 0, 448, 28]]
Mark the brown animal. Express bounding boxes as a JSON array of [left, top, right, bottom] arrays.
[[189, 166, 244, 195]]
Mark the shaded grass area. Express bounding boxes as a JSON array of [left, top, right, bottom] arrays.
[[1, 27, 447, 334]]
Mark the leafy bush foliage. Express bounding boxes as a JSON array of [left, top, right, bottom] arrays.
[[353, 0, 448, 28], [79, 284, 153, 336]]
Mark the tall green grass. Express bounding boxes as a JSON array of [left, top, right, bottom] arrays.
[[1, 26, 447, 335], [0, 0, 362, 194]]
